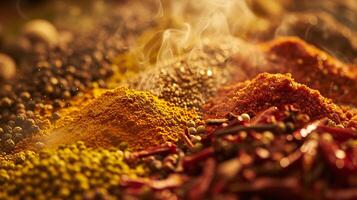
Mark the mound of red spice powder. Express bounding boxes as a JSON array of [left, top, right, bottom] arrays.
[[231, 37, 357, 107], [204, 73, 350, 125]]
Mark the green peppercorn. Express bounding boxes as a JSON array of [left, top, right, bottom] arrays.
[[20, 92, 31, 100], [187, 127, 197, 135], [12, 126, 22, 134], [13, 133, 23, 142], [186, 120, 196, 128], [4, 139, 15, 150], [1, 133, 12, 141], [118, 142, 128, 150], [51, 112, 61, 122], [196, 125, 206, 134]]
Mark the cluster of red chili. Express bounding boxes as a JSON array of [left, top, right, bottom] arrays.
[[119, 105, 357, 200]]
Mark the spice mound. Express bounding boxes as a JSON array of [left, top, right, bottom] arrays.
[[0, 142, 145, 199], [276, 11, 357, 64], [204, 73, 349, 125], [33, 87, 198, 150], [231, 37, 357, 106], [130, 39, 240, 111]]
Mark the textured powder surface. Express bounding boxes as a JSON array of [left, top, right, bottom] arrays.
[[24, 87, 198, 150], [231, 37, 357, 107], [204, 73, 349, 125], [276, 11, 357, 64]]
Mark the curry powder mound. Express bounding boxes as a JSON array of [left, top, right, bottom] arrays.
[[26, 87, 198, 150]]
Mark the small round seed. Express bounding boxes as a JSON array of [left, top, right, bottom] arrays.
[[196, 125, 206, 134], [240, 113, 250, 121], [188, 127, 197, 135], [186, 121, 196, 128]]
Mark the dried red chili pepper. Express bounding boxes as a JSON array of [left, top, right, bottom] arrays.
[[228, 177, 303, 199], [120, 174, 187, 190], [319, 139, 357, 173], [317, 126, 357, 141], [181, 131, 194, 149], [325, 188, 357, 200], [182, 147, 214, 170], [292, 118, 327, 139], [249, 106, 279, 124], [131, 143, 177, 159], [121, 105, 357, 199], [187, 158, 217, 200]]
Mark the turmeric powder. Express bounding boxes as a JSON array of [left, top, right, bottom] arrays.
[[20, 87, 198, 151]]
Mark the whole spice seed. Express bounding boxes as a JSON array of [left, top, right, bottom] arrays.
[[186, 121, 196, 128], [130, 143, 177, 159], [187, 158, 216, 200], [240, 113, 251, 121], [187, 127, 197, 135], [130, 38, 240, 111], [0, 142, 145, 199], [196, 125, 206, 134]]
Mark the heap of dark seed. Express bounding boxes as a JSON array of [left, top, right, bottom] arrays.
[[131, 38, 240, 111], [0, 7, 155, 152]]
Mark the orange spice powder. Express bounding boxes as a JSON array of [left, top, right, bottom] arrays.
[[19, 87, 198, 151]]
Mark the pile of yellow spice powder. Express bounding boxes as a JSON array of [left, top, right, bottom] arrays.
[[19, 87, 198, 151]]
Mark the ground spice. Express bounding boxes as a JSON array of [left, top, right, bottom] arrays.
[[276, 12, 357, 64], [231, 37, 357, 107], [204, 73, 349, 125], [19, 87, 198, 151]]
